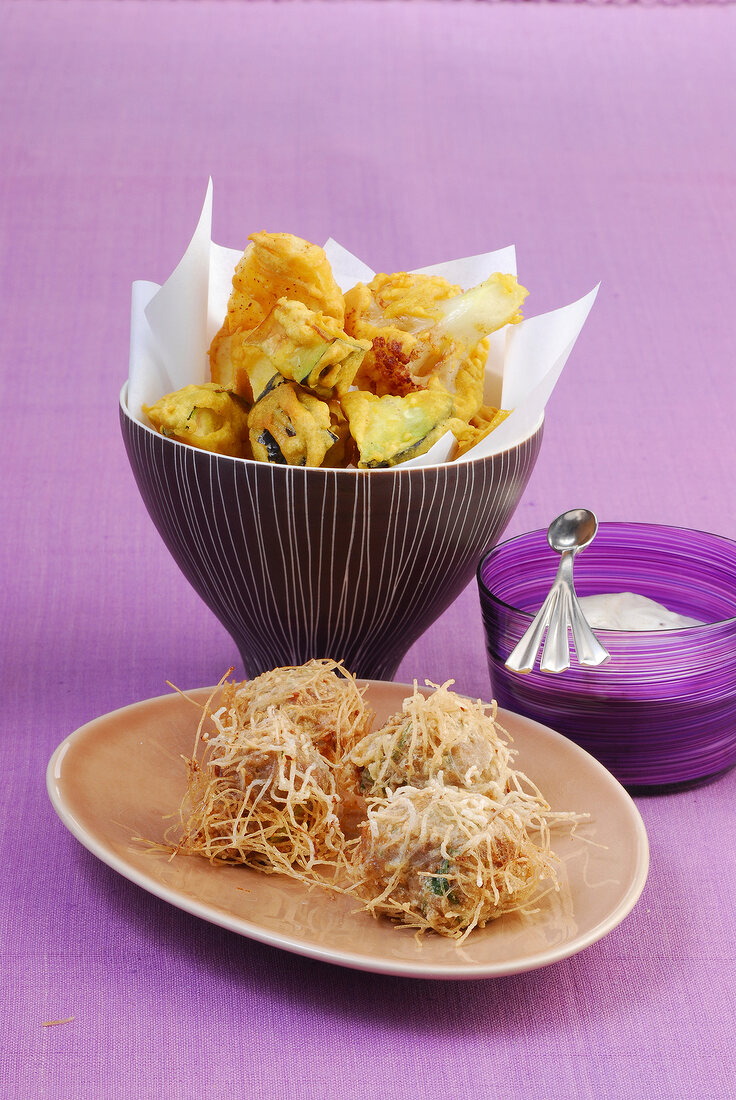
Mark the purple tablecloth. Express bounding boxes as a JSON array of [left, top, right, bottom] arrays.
[[3, 2, 735, 1097]]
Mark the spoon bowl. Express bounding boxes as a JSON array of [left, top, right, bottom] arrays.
[[548, 508, 598, 554]]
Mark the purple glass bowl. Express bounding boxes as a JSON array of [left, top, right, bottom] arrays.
[[477, 522, 736, 790]]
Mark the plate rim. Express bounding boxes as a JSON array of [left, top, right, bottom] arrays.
[[46, 681, 650, 980]]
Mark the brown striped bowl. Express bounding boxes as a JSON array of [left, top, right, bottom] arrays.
[[120, 384, 543, 679]]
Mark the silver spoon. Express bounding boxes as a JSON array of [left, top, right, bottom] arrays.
[[505, 509, 611, 674]]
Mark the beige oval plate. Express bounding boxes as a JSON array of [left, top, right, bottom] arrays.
[[46, 681, 648, 979]]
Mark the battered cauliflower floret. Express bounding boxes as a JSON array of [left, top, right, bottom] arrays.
[[344, 273, 462, 396], [143, 383, 250, 458], [344, 271, 526, 424]]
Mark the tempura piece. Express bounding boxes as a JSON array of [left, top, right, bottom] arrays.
[[432, 273, 527, 344], [143, 383, 250, 458], [210, 232, 345, 381], [172, 706, 344, 880], [341, 387, 454, 468], [322, 398, 355, 468], [450, 405, 511, 458], [348, 681, 511, 798], [344, 271, 527, 423], [344, 273, 463, 395], [451, 347, 490, 426], [348, 783, 560, 941], [228, 299, 370, 401], [248, 382, 336, 466], [223, 659, 373, 765], [209, 330, 284, 404]]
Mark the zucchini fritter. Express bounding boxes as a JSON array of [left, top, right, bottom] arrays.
[[143, 383, 250, 458]]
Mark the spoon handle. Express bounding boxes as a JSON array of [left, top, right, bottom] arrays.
[[568, 593, 611, 666], [539, 582, 573, 673], [504, 587, 559, 674]]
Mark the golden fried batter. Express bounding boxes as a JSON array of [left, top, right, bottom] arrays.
[[224, 299, 369, 403], [143, 383, 250, 458], [341, 387, 453, 468], [248, 382, 336, 467], [344, 271, 526, 426], [450, 405, 511, 458], [146, 234, 529, 468], [210, 232, 345, 381], [344, 273, 456, 396]]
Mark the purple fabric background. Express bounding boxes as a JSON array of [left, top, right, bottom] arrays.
[[3, 2, 735, 1097]]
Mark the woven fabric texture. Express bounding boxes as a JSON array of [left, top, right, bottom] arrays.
[[2, 1, 735, 1097]]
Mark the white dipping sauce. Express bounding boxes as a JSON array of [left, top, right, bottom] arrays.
[[577, 592, 702, 630]]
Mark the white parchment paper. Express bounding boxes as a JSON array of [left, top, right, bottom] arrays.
[[128, 181, 598, 464]]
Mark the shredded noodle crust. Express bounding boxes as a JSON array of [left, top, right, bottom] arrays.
[[347, 782, 564, 942], [223, 659, 372, 763], [170, 705, 345, 884], [163, 667, 585, 938], [346, 680, 511, 799]]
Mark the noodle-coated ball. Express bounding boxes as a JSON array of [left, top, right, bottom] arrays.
[[224, 659, 372, 764], [176, 710, 343, 875], [349, 682, 511, 799], [349, 783, 558, 940]]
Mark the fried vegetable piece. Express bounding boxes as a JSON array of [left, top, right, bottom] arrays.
[[209, 330, 284, 404], [347, 681, 511, 799], [323, 398, 355, 468], [450, 405, 510, 458], [451, 347, 490, 426], [344, 273, 461, 396], [210, 232, 345, 381], [222, 659, 373, 765], [228, 299, 370, 402], [172, 706, 345, 880], [143, 383, 250, 458], [248, 382, 337, 467], [344, 271, 527, 423], [432, 273, 527, 344], [347, 783, 560, 941], [341, 388, 453, 468]]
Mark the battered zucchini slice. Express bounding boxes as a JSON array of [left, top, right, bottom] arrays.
[[341, 388, 453, 468], [210, 329, 284, 404], [248, 382, 337, 467], [143, 383, 251, 458], [235, 299, 369, 400]]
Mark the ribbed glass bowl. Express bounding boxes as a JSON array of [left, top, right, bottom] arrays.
[[477, 522, 736, 790]]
